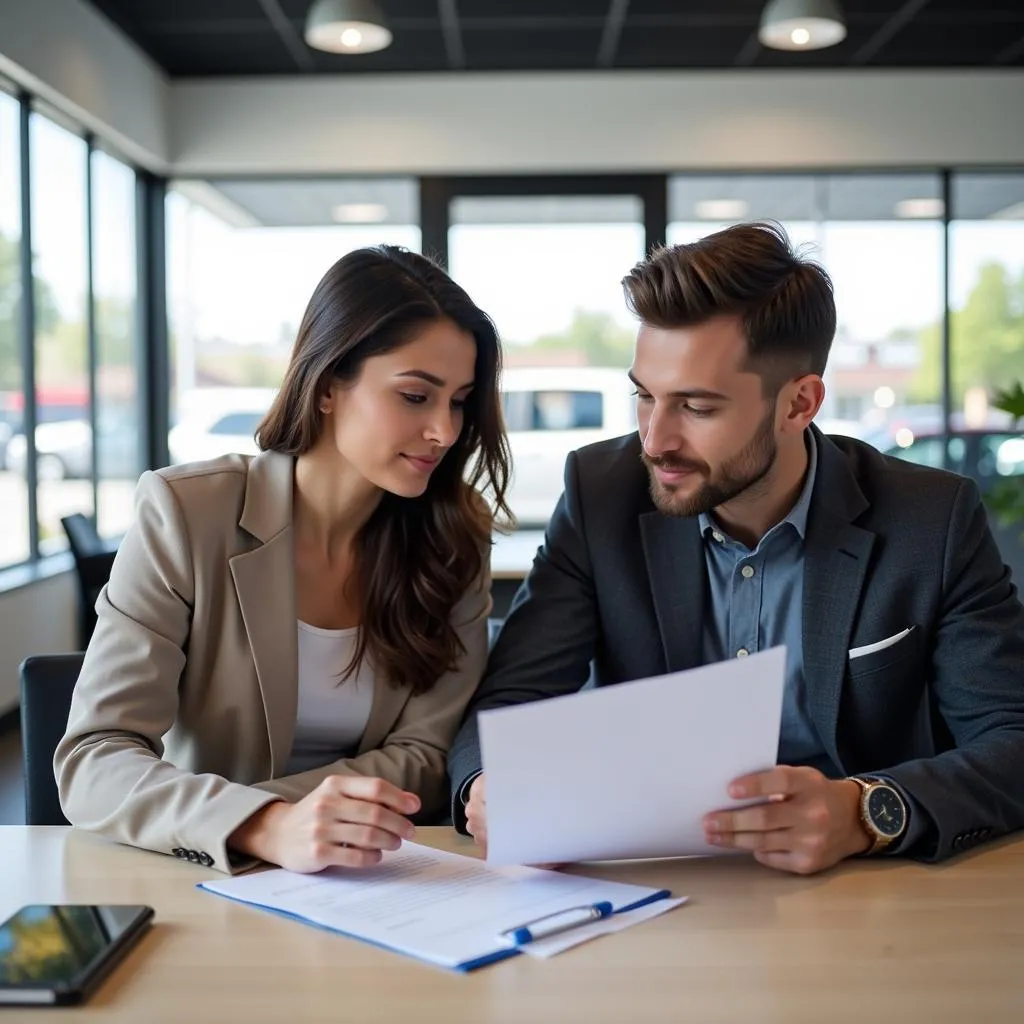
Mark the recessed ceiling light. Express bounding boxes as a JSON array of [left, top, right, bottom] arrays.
[[759, 0, 847, 52], [305, 0, 392, 55], [694, 199, 750, 221], [332, 202, 388, 223], [894, 198, 945, 219]]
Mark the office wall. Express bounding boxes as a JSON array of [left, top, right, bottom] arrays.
[[170, 70, 1024, 176], [0, 0, 168, 171], [0, 573, 76, 716]]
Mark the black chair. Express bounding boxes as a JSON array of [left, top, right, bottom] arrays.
[[60, 514, 117, 649], [19, 653, 84, 826]]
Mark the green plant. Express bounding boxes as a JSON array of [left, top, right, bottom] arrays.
[[987, 382, 1024, 537]]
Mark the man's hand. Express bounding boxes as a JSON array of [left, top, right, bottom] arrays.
[[229, 775, 419, 873], [465, 774, 487, 856], [702, 766, 871, 875]]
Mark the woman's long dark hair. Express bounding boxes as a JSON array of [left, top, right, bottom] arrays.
[[257, 246, 511, 694]]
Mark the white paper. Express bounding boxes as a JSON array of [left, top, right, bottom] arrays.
[[199, 841, 672, 971], [480, 645, 787, 866], [514, 897, 689, 958]]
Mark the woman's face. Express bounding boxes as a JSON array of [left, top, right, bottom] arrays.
[[318, 318, 478, 499]]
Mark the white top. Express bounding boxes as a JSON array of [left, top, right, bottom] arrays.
[[284, 620, 375, 776]]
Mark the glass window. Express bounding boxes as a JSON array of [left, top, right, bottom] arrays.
[[978, 433, 1024, 480], [91, 148, 141, 540], [208, 411, 263, 436], [449, 195, 645, 526], [669, 174, 944, 461], [502, 390, 604, 432], [0, 90, 29, 568], [29, 112, 91, 554], [166, 177, 419, 465], [950, 174, 1024, 431]]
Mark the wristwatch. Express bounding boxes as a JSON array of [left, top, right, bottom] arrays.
[[848, 776, 908, 854]]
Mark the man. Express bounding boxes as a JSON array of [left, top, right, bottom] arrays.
[[448, 221, 1024, 876]]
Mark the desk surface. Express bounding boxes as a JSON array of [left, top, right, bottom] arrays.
[[3, 826, 1023, 1023]]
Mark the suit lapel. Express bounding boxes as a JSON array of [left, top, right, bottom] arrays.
[[357, 683, 411, 756], [231, 533, 298, 778], [802, 431, 876, 769], [229, 449, 413, 772], [640, 511, 707, 673], [230, 451, 298, 778]]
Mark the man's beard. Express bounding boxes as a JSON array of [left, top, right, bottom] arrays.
[[642, 406, 778, 519]]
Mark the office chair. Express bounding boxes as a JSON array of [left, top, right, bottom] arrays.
[[19, 653, 84, 826], [60, 514, 117, 649]]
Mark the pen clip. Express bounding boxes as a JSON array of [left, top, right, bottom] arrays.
[[500, 901, 615, 946]]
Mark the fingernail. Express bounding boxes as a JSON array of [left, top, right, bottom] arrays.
[[729, 784, 746, 799], [405, 825, 416, 839], [707, 834, 723, 845], [705, 817, 721, 833]]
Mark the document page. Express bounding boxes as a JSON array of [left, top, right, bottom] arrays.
[[480, 646, 786, 866], [200, 842, 670, 971]]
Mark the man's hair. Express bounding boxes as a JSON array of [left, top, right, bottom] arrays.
[[622, 221, 836, 393]]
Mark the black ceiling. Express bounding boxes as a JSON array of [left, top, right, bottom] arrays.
[[84, 1, 1024, 77]]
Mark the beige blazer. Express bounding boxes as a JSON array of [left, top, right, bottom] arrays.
[[54, 451, 491, 873]]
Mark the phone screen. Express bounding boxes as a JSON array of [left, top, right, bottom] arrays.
[[0, 905, 151, 992]]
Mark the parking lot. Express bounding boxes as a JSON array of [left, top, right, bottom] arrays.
[[0, 471, 135, 566]]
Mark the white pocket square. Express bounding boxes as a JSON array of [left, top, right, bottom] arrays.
[[848, 627, 914, 660]]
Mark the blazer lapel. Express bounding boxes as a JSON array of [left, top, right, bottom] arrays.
[[357, 684, 411, 756], [802, 432, 876, 769], [230, 451, 298, 778], [640, 511, 707, 673]]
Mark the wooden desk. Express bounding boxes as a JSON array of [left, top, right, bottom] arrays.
[[3, 826, 1023, 1023]]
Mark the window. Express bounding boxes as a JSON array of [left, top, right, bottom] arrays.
[[950, 174, 1024, 431], [91, 148, 141, 539], [978, 434, 1024, 480], [669, 174, 944, 460], [0, 90, 28, 568], [167, 177, 419, 464], [448, 194, 646, 526], [502, 390, 604, 431], [29, 112, 90, 554], [209, 412, 263, 436]]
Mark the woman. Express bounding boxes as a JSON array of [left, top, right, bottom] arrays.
[[55, 246, 510, 875]]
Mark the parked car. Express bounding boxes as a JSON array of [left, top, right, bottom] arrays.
[[167, 388, 277, 466], [873, 428, 1024, 488], [500, 367, 636, 526], [5, 413, 140, 481]]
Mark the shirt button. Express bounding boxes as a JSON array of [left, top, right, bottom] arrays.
[[740, 565, 755, 579], [737, 648, 749, 658], [712, 531, 724, 543]]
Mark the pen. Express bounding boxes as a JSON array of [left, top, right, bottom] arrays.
[[501, 901, 615, 945]]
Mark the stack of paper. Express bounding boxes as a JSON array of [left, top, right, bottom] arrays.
[[200, 843, 680, 972]]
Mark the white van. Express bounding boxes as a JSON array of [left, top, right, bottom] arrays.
[[167, 373, 638, 527], [499, 366, 636, 526]]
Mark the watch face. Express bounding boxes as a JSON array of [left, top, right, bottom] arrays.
[[867, 786, 906, 838]]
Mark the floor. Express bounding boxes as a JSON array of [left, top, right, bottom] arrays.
[[0, 724, 25, 825]]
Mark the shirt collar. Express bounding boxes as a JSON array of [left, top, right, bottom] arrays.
[[698, 429, 818, 543]]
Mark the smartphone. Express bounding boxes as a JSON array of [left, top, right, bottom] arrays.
[[0, 904, 154, 1006]]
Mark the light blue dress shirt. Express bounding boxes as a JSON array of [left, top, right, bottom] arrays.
[[696, 430, 922, 852], [698, 432, 834, 774]]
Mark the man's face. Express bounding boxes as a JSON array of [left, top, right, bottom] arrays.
[[632, 315, 780, 518]]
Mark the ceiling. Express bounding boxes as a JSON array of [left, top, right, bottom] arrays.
[[173, 172, 1024, 229], [84, 1, 1024, 77]]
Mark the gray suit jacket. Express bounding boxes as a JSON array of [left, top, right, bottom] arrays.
[[448, 428, 1024, 861]]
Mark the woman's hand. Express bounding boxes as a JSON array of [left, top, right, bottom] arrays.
[[230, 775, 420, 872]]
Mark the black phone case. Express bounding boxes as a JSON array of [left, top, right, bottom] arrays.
[[1, 906, 155, 1007]]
